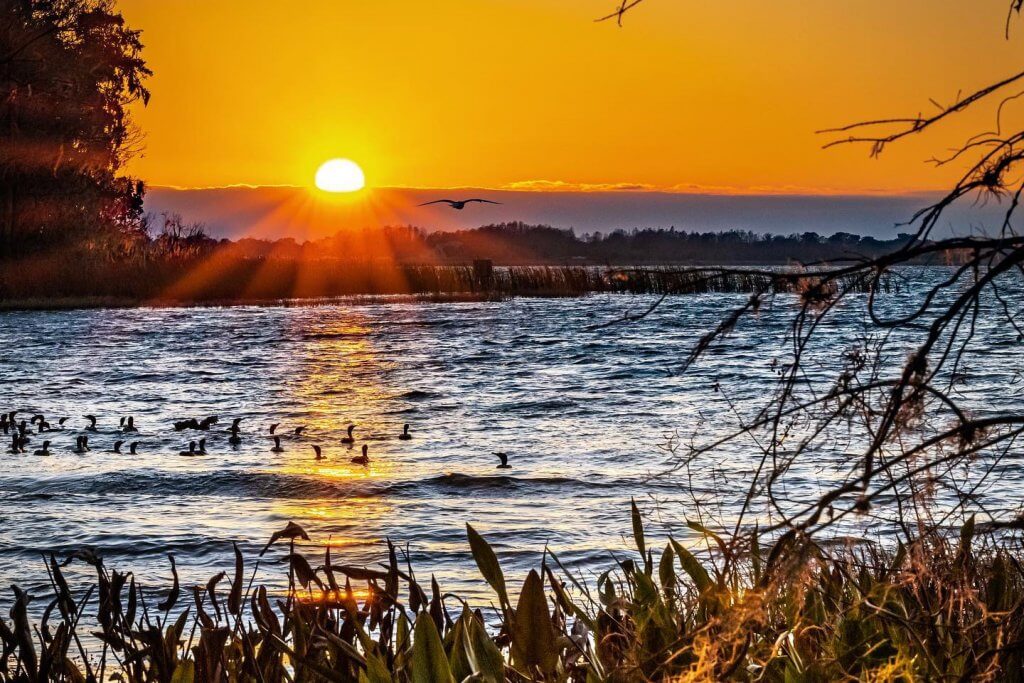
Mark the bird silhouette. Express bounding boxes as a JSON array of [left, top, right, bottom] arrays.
[[312, 445, 323, 460], [494, 452, 511, 469], [398, 423, 412, 440], [122, 416, 138, 433], [294, 425, 306, 436], [418, 198, 501, 210], [179, 441, 197, 456], [269, 423, 280, 435], [112, 440, 124, 453], [128, 441, 139, 455], [341, 424, 356, 445], [33, 440, 51, 456], [84, 415, 97, 432], [271, 435, 285, 453], [351, 444, 370, 465]]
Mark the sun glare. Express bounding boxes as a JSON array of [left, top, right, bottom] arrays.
[[315, 158, 365, 193]]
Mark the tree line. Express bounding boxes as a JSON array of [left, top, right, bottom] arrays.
[[200, 221, 918, 265]]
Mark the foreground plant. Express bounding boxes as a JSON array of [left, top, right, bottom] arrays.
[[2, 502, 1023, 682]]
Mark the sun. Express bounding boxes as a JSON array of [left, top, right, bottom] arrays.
[[315, 158, 365, 192]]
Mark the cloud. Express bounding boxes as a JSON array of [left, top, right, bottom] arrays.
[[501, 180, 656, 192]]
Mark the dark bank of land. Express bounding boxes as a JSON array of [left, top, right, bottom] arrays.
[[0, 223, 925, 308]]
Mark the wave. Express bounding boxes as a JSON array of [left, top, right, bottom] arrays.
[[1, 469, 607, 502], [395, 472, 592, 492], [398, 389, 438, 400], [2, 470, 388, 501]]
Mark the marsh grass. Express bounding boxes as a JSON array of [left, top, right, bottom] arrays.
[[0, 256, 894, 308], [1, 501, 1021, 681]]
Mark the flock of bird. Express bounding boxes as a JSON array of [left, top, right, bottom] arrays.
[[1, 410, 514, 468]]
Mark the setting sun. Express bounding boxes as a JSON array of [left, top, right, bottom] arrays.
[[315, 158, 365, 193]]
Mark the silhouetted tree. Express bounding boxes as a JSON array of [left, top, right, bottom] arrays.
[[0, 0, 150, 256]]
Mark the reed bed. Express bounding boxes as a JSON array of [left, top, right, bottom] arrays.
[[0, 257, 895, 306], [1, 504, 1020, 681]]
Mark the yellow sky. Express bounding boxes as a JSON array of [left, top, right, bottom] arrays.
[[118, 0, 1023, 194]]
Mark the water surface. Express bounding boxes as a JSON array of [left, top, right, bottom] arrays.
[[0, 275, 1019, 604]]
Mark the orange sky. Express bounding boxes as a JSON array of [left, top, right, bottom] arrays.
[[118, 0, 1023, 194]]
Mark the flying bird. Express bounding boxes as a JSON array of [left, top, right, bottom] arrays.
[[418, 198, 502, 210]]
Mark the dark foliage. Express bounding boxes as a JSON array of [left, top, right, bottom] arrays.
[[0, 0, 151, 255]]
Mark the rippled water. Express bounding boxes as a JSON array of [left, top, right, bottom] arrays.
[[0, 271, 1020, 606]]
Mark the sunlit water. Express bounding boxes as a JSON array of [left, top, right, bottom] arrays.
[[0, 270, 1021, 610]]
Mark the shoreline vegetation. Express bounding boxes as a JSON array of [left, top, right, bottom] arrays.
[[3, 507, 1022, 681], [0, 262, 899, 311], [0, 223, 932, 309]]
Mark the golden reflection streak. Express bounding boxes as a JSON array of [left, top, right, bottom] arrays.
[[267, 312, 407, 561]]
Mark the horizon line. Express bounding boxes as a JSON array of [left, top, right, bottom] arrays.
[[146, 181, 946, 198]]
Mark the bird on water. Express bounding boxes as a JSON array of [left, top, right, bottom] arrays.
[[341, 424, 356, 445], [312, 444, 324, 460], [271, 435, 285, 453], [399, 424, 412, 440], [494, 452, 511, 469], [351, 444, 370, 465]]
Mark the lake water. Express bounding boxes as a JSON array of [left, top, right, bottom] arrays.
[[0, 271, 1021, 606]]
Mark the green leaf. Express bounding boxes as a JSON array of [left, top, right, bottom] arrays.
[[447, 607, 474, 683], [411, 612, 455, 683], [658, 543, 675, 594], [466, 524, 509, 608], [687, 519, 730, 560], [669, 538, 712, 594], [170, 661, 195, 683], [631, 497, 646, 557], [363, 651, 393, 683], [464, 609, 504, 683], [511, 569, 558, 676]]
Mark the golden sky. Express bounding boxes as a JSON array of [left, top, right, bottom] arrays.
[[119, 0, 1023, 194]]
